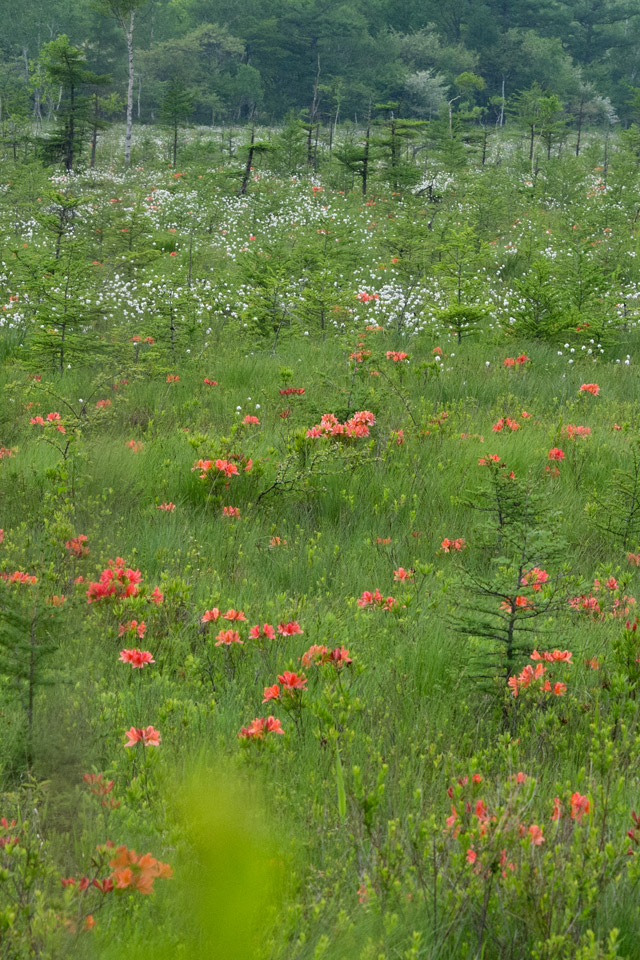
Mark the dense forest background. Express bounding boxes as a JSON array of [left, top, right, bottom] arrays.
[[3, 0, 640, 137]]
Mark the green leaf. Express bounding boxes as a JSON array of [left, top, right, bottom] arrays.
[[335, 748, 346, 820]]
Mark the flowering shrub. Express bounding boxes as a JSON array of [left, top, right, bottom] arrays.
[[238, 716, 284, 740], [569, 575, 635, 619], [306, 410, 376, 439], [108, 845, 172, 894], [87, 559, 142, 603]]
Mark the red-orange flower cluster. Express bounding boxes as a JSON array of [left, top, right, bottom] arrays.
[[109, 845, 172, 894], [238, 716, 284, 740], [87, 559, 142, 603], [306, 410, 376, 439]]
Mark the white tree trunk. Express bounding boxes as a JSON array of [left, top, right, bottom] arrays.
[[124, 9, 135, 165]]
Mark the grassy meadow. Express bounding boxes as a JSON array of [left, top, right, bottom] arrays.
[[3, 127, 640, 959]]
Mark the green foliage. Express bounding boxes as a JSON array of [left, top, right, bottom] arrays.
[[452, 460, 566, 685], [588, 441, 640, 549], [38, 36, 110, 171], [4, 128, 640, 960]]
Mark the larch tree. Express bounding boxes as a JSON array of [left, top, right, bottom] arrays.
[[39, 35, 109, 171]]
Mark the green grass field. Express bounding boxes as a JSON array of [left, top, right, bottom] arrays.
[[3, 131, 640, 959]]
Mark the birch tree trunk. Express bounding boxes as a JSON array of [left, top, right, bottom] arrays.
[[124, 9, 135, 165]]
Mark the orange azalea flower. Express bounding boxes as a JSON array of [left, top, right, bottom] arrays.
[[238, 716, 284, 739], [507, 676, 520, 697], [301, 644, 329, 667], [86, 559, 142, 603], [222, 608, 247, 621], [192, 458, 214, 477], [216, 459, 239, 477], [149, 586, 164, 605], [278, 671, 307, 691], [441, 537, 466, 552], [386, 351, 409, 362], [570, 792, 590, 821], [262, 684, 280, 703], [531, 649, 572, 663], [3, 571, 37, 584], [520, 567, 548, 590], [579, 383, 600, 396], [118, 620, 146, 639], [501, 596, 533, 612], [119, 649, 154, 668], [201, 608, 221, 622], [215, 629, 243, 646], [528, 824, 545, 845], [564, 424, 591, 439], [82, 773, 119, 810], [109, 845, 172, 895], [124, 726, 161, 747], [249, 623, 276, 640], [328, 646, 352, 666]]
